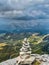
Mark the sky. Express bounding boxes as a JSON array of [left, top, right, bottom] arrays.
[[0, 0, 49, 19], [0, 0, 49, 33]]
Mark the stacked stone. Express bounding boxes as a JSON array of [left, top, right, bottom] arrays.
[[20, 38, 31, 59]]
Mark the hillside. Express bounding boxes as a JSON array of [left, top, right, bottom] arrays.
[[0, 33, 49, 62]]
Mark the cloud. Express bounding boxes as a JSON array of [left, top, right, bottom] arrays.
[[0, 10, 23, 17], [44, 4, 49, 7], [0, 0, 49, 19], [0, 0, 45, 10]]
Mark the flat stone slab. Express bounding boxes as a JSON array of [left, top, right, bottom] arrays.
[[18, 56, 35, 64], [0, 58, 16, 65], [40, 62, 49, 65]]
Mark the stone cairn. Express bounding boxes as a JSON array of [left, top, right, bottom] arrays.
[[20, 38, 31, 59], [16, 38, 35, 65]]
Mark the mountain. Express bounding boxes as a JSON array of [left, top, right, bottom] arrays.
[[0, 18, 49, 34], [0, 33, 49, 62]]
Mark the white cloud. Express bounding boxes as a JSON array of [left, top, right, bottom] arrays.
[[36, 0, 44, 2], [0, 10, 24, 17], [0, 0, 49, 19], [0, 0, 45, 9], [44, 4, 49, 7]]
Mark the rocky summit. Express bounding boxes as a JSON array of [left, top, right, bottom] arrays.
[[0, 38, 49, 65], [0, 54, 49, 65]]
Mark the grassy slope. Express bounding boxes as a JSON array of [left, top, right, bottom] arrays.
[[0, 33, 49, 62]]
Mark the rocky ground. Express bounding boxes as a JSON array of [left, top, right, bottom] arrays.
[[0, 54, 49, 65]]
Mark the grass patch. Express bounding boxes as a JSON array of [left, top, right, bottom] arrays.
[[33, 60, 41, 65]]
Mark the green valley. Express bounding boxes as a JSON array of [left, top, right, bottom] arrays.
[[0, 33, 49, 62]]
